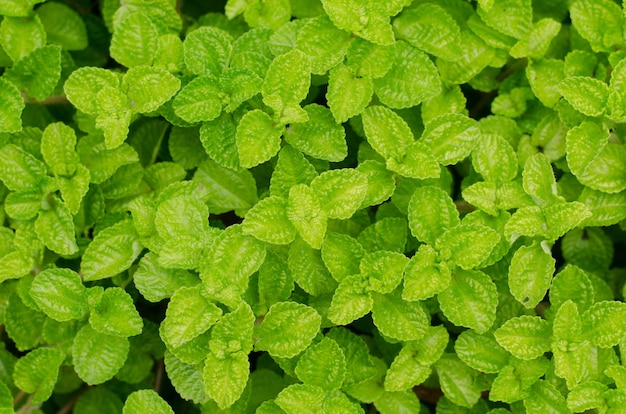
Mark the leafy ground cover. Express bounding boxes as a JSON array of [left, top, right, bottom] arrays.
[[0, 0, 625, 413]]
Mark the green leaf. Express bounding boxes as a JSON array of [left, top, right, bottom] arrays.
[[169, 125, 206, 170], [4, 44, 61, 102], [522, 153, 562, 207], [552, 301, 587, 388], [421, 114, 480, 166], [289, 237, 338, 296], [472, 133, 518, 184], [110, 12, 159, 68], [371, 290, 428, 342], [296, 15, 352, 75], [362, 105, 414, 160], [407, 185, 459, 246], [236, 109, 284, 169], [393, 3, 461, 61], [73, 385, 124, 413], [255, 302, 321, 358], [122, 65, 180, 114], [0, 250, 32, 284], [550, 265, 594, 313], [494, 316, 551, 360], [13, 348, 65, 403], [455, 331, 509, 374], [36, 2, 88, 50], [242, 195, 296, 245], [123, 389, 174, 414], [570, 0, 624, 52], [578, 187, 626, 227], [566, 121, 626, 193], [402, 244, 451, 301], [558, 76, 609, 117], [134, 252, 199, 302], [435, 355, 482, 408], [284, 104, 347, 162], [581, 301, 626, 348], [95, 87, 132, 150], [310, 169, 367, 220], [89, 287, 143, 337], [373, 40, 441, 108], [356, 160, 396, 207], [81, 220, 143, 281], [326, 65, 374, 124], [321, 232, 365, 283], [476, 0, 532, 39], [210, 301, 256, 355], [0, 143, 49, 191], [436, 32, 495, 85], [321, 0, 394, 45], [160, 286, 221, 348], [435, 223, 500, 270], [361, 251, 408, 294], [567, 381, 610, 413], [524, 380, 568, 414], [0, 78, 24, 133], [0, 0, 45, 16], [326, 327, 379, 388], [438, 269, 498, 334], [41, 122, 79, 177], [295, 337, 346, 391], [542, 201, 591, 241], [35, 197, 79, 256], [72, 324, 129, 385], [172, 75, 222, 123], [0, 15, 46, 63], [242, 0, 291, 30], [257, 250, 294, 313], [490, 358, 549, 403], [154, 183, 209, 241], [328, 274, 372, 325], [64, 67, 120, 116], [287, 185, 327, 249], [262, 48, 311, 116], [193, 159, 258, 214], [345, 37, 394, 79], [508, 242, 555, 309], [275, 384, 324, 414], [510, 18, 562, 59], [220, 68, 263, 113], [374, 390, 422, 414], [270, 145, 318, 198], [203, 350, 249, 410], [164, 351, 208, 404], [5, 293, 46, 351], [183, 26, 232, 76], [29, 268, 88, 322]]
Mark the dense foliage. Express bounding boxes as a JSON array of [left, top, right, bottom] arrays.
[[0, 0, 625, 412]]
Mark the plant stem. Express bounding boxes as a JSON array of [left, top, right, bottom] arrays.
[[154, 358, 165, 394]]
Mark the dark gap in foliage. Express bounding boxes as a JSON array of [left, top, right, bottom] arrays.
[[463, 84, 496, 120]]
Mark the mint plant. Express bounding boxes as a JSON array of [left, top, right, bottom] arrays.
[[0, 0, 626, 413]]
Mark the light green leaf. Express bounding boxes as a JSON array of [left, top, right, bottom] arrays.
[[89, 287, 143, 338], [393, 3, 461, 61], [4, 44, 61, 102], [262, 48, 311, 115], [455, 331, 509, 374], [287, 185, 327, 249], [184, 26, 232, 76], [95, 87, 132, 150], [169, 125, 207, 170], [257, 250, 294, 313], [472, 133, 518, 184], [578, 187, 626, 227], [373, 40, 441, 109], [172, 75, 222, 123], [327, 65, 374, 124], [562, 227, 613, 272], [421, 114, 480, 166], [361, 251, 408, 294], [284, 104, 347, 162], [210, 301, 256, 354], [275, 384, 324, 414], [236, 109, 284, 169], [550, 265, 594, 313], [566, 121, 626, 194], [508, 242, 555, 309], [527, 59, 566, 108], [362, 105, 413, 160], [402, 244, 451, 301], [72, 324, 129, 385], [203, 350, 249, 410], [552, 301, 587, 388], [193, 159, 258, 214], [356, 160, 396, 207], [542, 201, 591, 241], [407, 185, 459, 246], [29, 268, 88, 322], [524, 380, 568, 414], [110, 12, 158, 68], [567, 381, 610, 413], [5, 293, 46, 351], [510, 18, 562, 59], [371, 290, 428, 342], [242, 195, 296, 245], [476, 0, 532, 39], [123, 389, 174, 414], [522, 153, 562, 207], [296, 15, 352, 75], [219, 67, 263, 112], [13, 348, 65, 404], [287, 236, 336, 296], [435, 355, 482, 408], [582, 301, 626, 348], [255, 302, 321, 358], [154, 33, 184, 73], [570, 0, 624, 52], [0, 78, 25, 133], [0, 15, 46, 63], [164, 351, 208, 404], [81, 220, 143, 281], [134, 252, 199, 302], [326, 327, 379, 388], [494, 315, 552, 360], [436, 223, 500, 270], [160, 286, 221, 348], [321, 232, 365, 283], [35, 197, 79, 256], [154, 183, 209, 241], [489, 358, 548, 403], [0, 0, 45, 16], [64, 67, 121, 115], [345, 37, 393, 79], [436, 31, 495, 85], [269, 145, 318, 198], [0, 250, 32, 284], [438, 270, 498, 334], [122, 65, 180, 114], [37, 2, 87, 50], [242, 0, 291, 30], [321, 0, 394, 45], [558, 76, 609, 117], [328, 274, 372, 325], [0, 143, 49, 192], [310, 169, 367, 219], [41, 122, 79, 177], [295, 337, 346, 391]]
